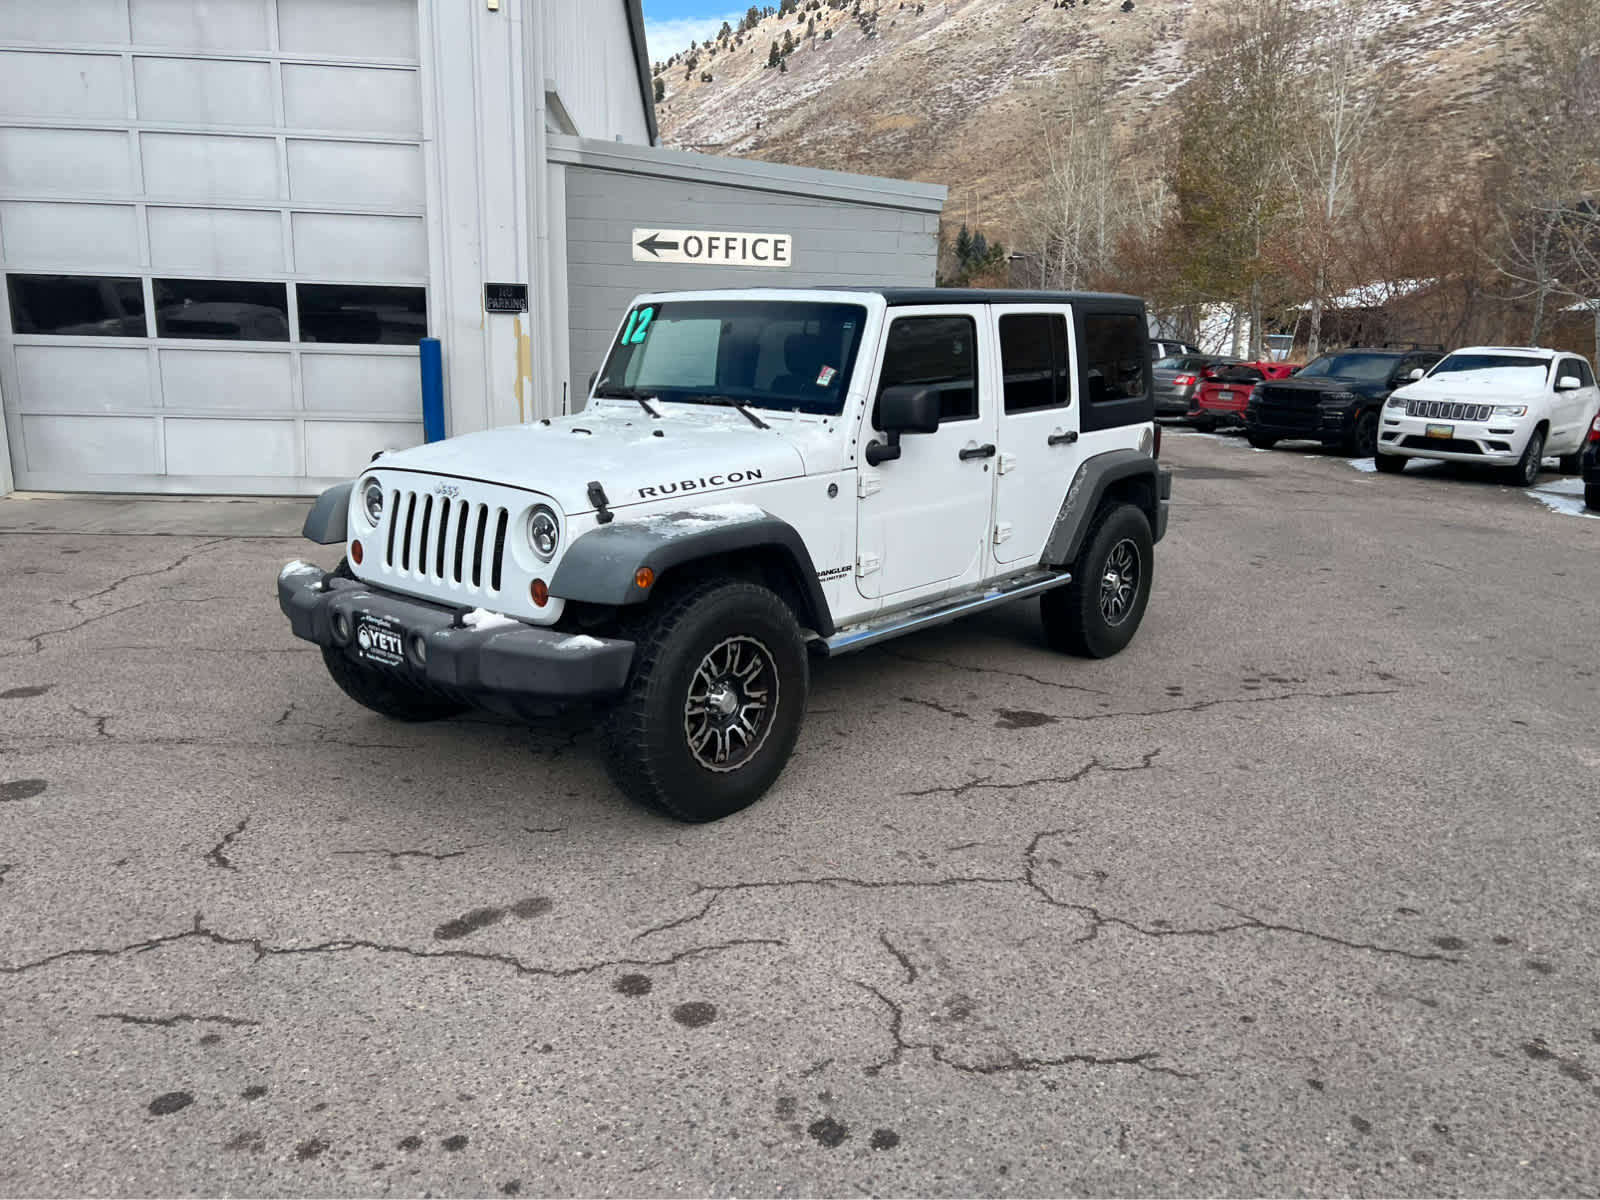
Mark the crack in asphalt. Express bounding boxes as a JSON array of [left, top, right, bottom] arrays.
[[205, 819, 249, 870], [332, 846, 481, 862], [95, 1011, 261, 1028], [885, 651, 1111, 696], [0, 863, 15, 885], [68, 704, 111, 738], [878, 931, 919, 984], [0, 912, 784, 980], [636, 893, 720, 940], [65, 539, 232, 613], [1050, 687, 1401, 726], [4, 600, 163, 658], [852, 982, 1196, 1080], [903, 749, 1162, 799], [899, 696, 974, 721]]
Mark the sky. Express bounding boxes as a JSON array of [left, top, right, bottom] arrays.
[[641, 1, 745, 64]]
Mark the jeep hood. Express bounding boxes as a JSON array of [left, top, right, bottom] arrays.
[[1395, 374, 1547, 401], [371, 406, 809, 515]]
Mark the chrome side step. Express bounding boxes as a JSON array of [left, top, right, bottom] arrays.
[[818, 571, 1072, 656]]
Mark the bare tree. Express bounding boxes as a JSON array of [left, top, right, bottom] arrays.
[[1021, 67, 1121, 292]]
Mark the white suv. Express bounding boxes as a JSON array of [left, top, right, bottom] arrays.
[[1376, 346, 1600, 485]]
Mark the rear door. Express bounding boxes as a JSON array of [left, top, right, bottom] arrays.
[[992, 305, 1080, 566]]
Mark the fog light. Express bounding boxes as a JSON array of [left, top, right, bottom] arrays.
[[530, 578, 549, 607], [410, 634, 427, 665], [332, 611, 351, 643], [635, 567, 655, 590], [351, 539, 364, 565]]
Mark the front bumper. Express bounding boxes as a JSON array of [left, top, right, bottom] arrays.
[[278, 564, 634, 700], [1377, 414, 1528, 464], [1244, 406, 1347, 446]]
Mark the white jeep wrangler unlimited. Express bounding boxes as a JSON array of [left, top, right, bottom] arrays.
[[278, 288, 1172, 821]]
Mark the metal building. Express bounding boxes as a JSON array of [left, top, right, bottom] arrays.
[[0, 0, 945, 497]]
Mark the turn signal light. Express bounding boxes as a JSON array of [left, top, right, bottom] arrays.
[[1173, 374, 1196, 387], [530, 578, 549, 607], [351, 539, 364, 565], [634, 567, 655, 590]]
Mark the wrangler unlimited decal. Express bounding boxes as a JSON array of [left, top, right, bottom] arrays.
[[637, 469, 764, 499]]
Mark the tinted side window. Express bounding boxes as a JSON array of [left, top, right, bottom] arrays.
[[1080, 313, 1147, 403], [1563, 358, 1595, 387], [875, 314, 977, 424], [999, 313, 1070, 413]]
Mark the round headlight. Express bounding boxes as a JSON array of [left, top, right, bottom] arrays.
[[528, 505, 560, 561], [361, 479, 385, 526]]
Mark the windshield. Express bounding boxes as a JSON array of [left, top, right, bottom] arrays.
[[593, 300, 869, 416], [1294, 353, 1402, 382], [1427, 353, 1552, 382]]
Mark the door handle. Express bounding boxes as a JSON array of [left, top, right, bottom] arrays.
[[959, 443, 997, 460], [1047, 430, 1079, 446]]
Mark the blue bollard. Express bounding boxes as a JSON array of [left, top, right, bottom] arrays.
[[420, 337, 445, 443]]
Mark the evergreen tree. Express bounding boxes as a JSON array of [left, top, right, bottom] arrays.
[[652, 76, 664, 102], [955, 223, 974, 263]]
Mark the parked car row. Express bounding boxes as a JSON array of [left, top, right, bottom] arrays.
[[1163, 342, 1600, 505]]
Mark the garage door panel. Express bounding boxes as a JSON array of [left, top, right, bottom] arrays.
[[0, 1, 130, 46], [164, 415, 296, 474], [159, 348, 292, 412], [302, 353, 417, 416], [22, 414, 159, 474], [140, 132, 281, 202], [148, 206, 285, 275], [287, 140, 422, 209], [0, 52, 126, 121], [134, 56, 274, 126], [130, 0, 271, 52], [306, 419, 421, 477], [0, 129, 135, 196], [16, 345, 153, 413], [281, 65, 419, 135], [292, 213, 424, 283], [1, 203, 140, 270], [277, 0, 418, 60]]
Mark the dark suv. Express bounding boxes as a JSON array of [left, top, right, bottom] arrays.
[[1244, 347, 1443, 456]]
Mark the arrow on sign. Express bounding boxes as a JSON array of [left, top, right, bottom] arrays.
[[635, 232, 680, 257]]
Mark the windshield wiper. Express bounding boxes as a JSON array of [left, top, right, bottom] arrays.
[[691, 394, 770, 430], [593, 382, 660, 418]]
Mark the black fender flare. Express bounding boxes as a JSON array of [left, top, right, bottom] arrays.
[[302, 482, 353, 545], [549, 511, 835, 637], [1040, 450, 1166, 567]]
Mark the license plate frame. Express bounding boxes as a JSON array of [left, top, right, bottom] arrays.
[[354, 613, 406, 667], [1425, 423, 1454, 439]]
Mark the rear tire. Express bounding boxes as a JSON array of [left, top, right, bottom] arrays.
[[1557, 449, 1582, 474], [1374, 451, 1406, 474], [1585, 483, 1600, 511], [1246, 433, 1278, 450], [1041, 504, 1153, 659], [320, 645, 467, 722], [602, 579, 807, 822]]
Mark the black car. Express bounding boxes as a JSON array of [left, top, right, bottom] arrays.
[[1152, 353, 1239, 417], [1582, 409, 1600, 510], [1244, 347, 1443, 456]]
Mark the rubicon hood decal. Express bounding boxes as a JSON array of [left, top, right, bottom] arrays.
[[638, 469, 765, 499]]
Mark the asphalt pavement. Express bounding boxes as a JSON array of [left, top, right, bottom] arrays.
[[1, 432, 1598, 1197]]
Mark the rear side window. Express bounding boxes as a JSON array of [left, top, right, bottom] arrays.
[[875, 314, 978, 424], [999, 313, 1071, 413], [1080, 313, 1148, 402], [1562, 358, 1595, 387]]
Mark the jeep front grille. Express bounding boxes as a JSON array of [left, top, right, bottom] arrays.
[[384, 490, 509, 594], [1405, 399, 1492, 422]]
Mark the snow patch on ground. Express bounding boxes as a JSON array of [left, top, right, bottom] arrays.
[[1348, 458, 1378, 473], [1527, 477, 1600, 520], [462, 608, 523, 631]]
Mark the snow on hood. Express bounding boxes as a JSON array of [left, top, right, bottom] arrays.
[[1396, 371, 1549, 400], [371, 403, 811, 515]]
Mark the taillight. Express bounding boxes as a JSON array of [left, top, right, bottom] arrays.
[[1174, 374, 1196, 387], [1589, 414, 1600, 441], [1153, 422, 1162, 459]]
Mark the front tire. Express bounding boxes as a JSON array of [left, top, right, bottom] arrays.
[[1374, 451, 1406, 474], [1509, 428, 1546, 487], [1343, 409, 1379, 457], [602, 579, 808, 822], [320, 646, 468, 722], [1041, 504, 1154, 659]]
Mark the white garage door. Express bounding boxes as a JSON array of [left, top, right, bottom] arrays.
[[0, 0, 428, 494]]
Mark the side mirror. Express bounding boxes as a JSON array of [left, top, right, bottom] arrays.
[[1557, 374, 1582, 391], [1408, 368, 1425, 381], [866, 385, 940, 465]]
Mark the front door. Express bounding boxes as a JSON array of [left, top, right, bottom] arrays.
[[855, 306, 998, 604], [991, 305, 1082, 566]]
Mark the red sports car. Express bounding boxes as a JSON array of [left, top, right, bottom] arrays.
[[1189, 361, 1298, 431]]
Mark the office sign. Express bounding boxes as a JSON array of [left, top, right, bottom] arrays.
[[633, 228, 792, 268]]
